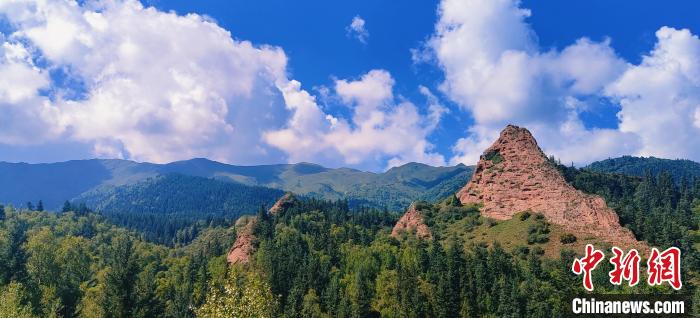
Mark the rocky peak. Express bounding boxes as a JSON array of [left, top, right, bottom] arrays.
[[457, 125, 640, 245], [391, 203, 432, 240], [268, 192, 297, 215], [226, 216, 257, 264]]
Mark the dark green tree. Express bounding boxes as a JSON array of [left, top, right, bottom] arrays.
[[103, 234, 138, 318], [61, 201, 72, 213]]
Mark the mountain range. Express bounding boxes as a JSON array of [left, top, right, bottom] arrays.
[[3, 154, 700, 217], [0, 158, 473, 212]]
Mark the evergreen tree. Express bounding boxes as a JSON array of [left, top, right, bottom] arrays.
[[62, 201, 72, 213], [103, 234, 138, 318], [36, 200, 44, 212]]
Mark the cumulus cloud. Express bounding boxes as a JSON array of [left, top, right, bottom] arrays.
[[264, 70, 447, 170], [0, 40, 59, 145], [428, 0, 700, 165], [346, 15, 368, 44], [0, 0, 443, 170], [606, 27, 700, 160], [0, 0, 295, 164]]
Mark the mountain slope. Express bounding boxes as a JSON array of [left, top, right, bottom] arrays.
[[0, 159, 473, 211], [77, 173, 284, 245], [587, 156, 700, 182], [77, 173, 284, 216], [456, 125, 640, 246]]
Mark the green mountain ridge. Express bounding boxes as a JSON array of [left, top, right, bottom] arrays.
[[586, 155, 700, 182], [0, 158, 473, 212]]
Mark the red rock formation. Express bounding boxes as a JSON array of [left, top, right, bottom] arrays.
[[391, 203, 432, 240], [227, 216, 257, 264], [457, 125, 640, 245], [268, 192, 297, 215]]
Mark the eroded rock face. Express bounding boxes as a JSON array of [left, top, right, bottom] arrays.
[[391, 203, 432, 240], [268, 192, 297, 215], [457, 125, 639, 245], [227, 216, 257, 264]]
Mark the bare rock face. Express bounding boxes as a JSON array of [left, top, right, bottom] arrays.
[[391, 203, 432, 240], [457, 125, 639, 245], [268, 192, 297, 215], [227, 216, 257, 264]]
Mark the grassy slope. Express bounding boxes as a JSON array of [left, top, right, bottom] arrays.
[[441, 211, 608, 258]]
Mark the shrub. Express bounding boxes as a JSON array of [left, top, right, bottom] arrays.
[[527, 218, 550, 244], [531, 246, 545, 255], [519, 211, 531, 221], [513, 246, 530, 257], [485, 218, 498, 228], [560, 233, 577, 244], [484, 150, 504, 164]]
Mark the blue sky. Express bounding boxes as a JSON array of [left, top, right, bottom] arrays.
[[1, 0, 700, 170], [149, 0, 700, 157]]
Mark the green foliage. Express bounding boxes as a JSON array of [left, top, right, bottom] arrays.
[[0, 206, 233, 318], [484, 149, 504, 164], [81, 174, 284, 245], [196, 267, 277, 318], [559, 233, 577, 244], [526, 215, 550, 245], [0, 282, 36, 318], [519, 211, 531, 221], [588, 156, 700, 183]]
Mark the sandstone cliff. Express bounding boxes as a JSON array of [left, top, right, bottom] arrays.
[[457, 125, 639, 245], [226, 216, 257, 264], [269, 192, 297, 215], [391, 203, 432, 240]]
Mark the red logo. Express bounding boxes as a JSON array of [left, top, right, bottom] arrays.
[[647, 247, 682, 290], [572, 244, 605, 291], [608, 247, 640, 287], [572, 245, 682, 291]]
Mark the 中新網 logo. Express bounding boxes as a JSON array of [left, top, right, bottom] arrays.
[[572, 244, 681, 291]]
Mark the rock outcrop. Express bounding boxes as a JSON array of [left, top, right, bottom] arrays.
[[391, 203, 432, 240], [268, 192, 297, 215], [226, 216, 257, 264], [457, 125, 639, 245]]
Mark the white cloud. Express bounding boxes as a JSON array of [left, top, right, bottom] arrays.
[[428, 0, 691, 165], [0, 0, 444, 171], [0, 39, 59, 145], [346, 15, 368, 44], [264, 69, 447, 170], [0, 0, 295, 164], [606, 27, 700, 160]]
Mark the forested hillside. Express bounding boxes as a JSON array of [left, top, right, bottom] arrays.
[[76, 174, 284, 245], [0, 205, 234, 318], [587, 156, 700, 182]]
